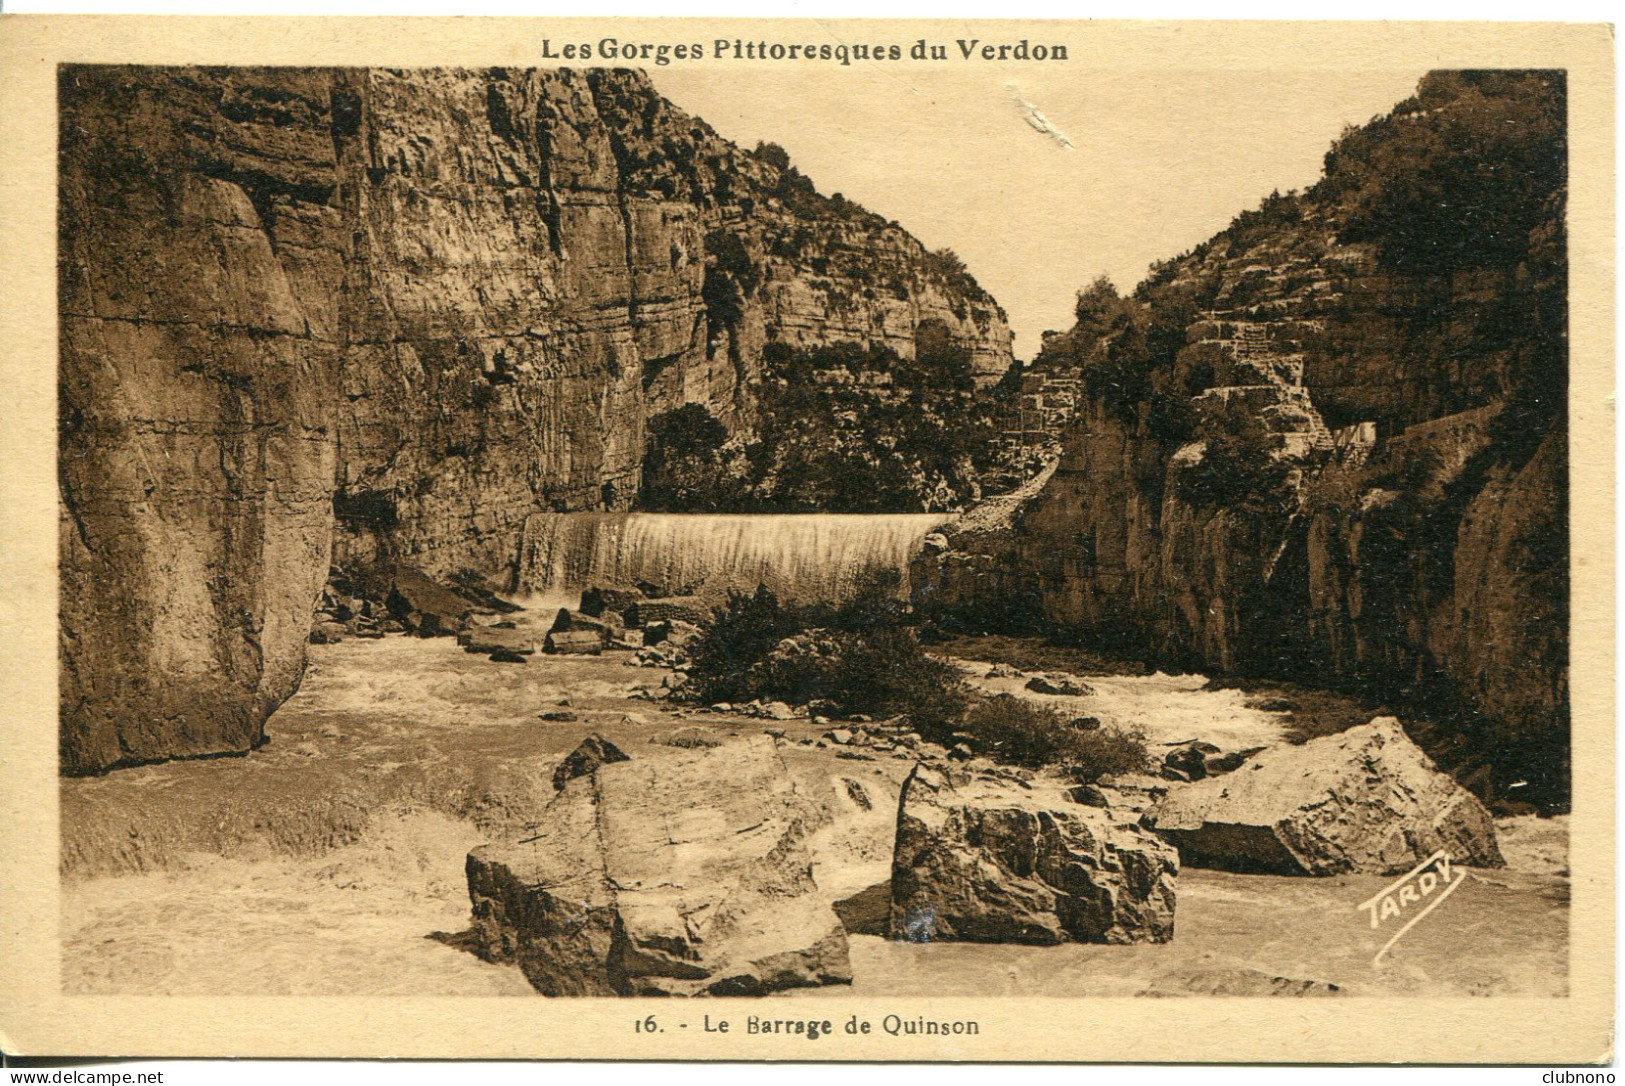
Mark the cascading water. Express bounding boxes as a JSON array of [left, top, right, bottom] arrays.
[[517, 512, 956, 606]]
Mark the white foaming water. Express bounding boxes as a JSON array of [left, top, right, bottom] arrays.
[[517, 512, 956, 605]]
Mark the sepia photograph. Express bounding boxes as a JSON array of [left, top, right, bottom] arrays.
[[1, 15, 1613, 1064]]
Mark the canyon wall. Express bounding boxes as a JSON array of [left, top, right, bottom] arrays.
[[923, 71, 1569, 803], [59, 65, 1012, 773]]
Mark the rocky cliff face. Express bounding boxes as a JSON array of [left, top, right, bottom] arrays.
[[923, 72, 1569, 804], [58, 65, 1012, 774]]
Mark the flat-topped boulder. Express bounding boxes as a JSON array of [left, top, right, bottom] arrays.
[[543, 629, 602, 656], [889, 763, 1179, 946], [457, 626, 538, 655], [466, 737, 851, 996], [1146, 717, 1504, 875]]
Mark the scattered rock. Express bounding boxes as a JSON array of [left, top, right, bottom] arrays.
[[544, 630, 603, 656], [823, 729, 855, 746], [458, 626, 538, 655], [488, 649, 529, 664], [624, 597, 710, 628], [538, 710, 578, 723], [466, 737, 851, 996], [551, 733, 631, 791], [551, 608, 620, 642], [889, 763, 1179, 945], [1162, 741, 1221, 782], [1147, 717, 1505, 875], [947, 743, 974, 762], [578, 584, 644, 619], [1024, 673, 1093, 697], [763, 701, 795, 721], [1069, 716, 1101, 731], [985, 663, 1024, 679]]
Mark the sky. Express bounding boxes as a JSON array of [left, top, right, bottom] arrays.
[[653, 66, 1427, 356]]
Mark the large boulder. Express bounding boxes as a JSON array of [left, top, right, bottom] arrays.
[[1146, 717, 1504, 875], [387, 566, 476, 637], [550, 608, 622, 643], [889, 763, 1179, 945], [466, 737, 852, 996]]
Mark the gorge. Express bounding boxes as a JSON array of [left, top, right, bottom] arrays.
[[54, 61, 1574, 1005], [58, 64, 1010, 773], [59, 65, 1568, 814]]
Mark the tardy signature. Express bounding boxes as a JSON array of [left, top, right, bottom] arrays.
[[1357, 850, 1467, 964]]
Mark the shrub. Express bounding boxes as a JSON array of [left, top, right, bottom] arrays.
[[687, 585, 802, 703], [686, 580, 968, 731], [1172, 412, 1293, 512], [956, 694, 1150, 782]]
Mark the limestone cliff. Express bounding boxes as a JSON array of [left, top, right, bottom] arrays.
[[58, 65, 1012, 774], [923, 71, 1569, 804]]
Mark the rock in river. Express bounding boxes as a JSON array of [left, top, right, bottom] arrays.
[[551, 733, 631, 791], [465, 737, 851, 996], [1146, 717, 1504, 875], [889, 763, 1178, 945], [1024, 673, 1093, 697]]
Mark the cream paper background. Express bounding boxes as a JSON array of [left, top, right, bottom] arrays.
[[0, 16, 1612, 1062]]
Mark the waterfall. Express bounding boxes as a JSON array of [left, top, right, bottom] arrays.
[[518, 512, 956, 606]]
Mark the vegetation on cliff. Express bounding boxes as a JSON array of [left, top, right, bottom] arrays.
[[639, 336, 1027, 513], [984, 69, 1570, 806]]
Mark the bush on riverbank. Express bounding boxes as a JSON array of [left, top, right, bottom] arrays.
[[687, 582, 1147, 781], [688, 582, 968, 735], [956, 694, 1149, 781]]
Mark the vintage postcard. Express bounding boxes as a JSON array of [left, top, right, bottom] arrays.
[[0, 15, 1613, 1064]]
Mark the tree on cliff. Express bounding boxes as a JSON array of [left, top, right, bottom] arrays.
[[640, 404, 747, 513], [1323, 70, 1566, 277]]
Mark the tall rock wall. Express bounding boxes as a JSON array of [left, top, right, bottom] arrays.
[[58, 65, 1013, 774], [925, 71, 1569, 803]]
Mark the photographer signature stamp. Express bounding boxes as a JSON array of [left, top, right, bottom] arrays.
[[1358, 850, 1467, 964]]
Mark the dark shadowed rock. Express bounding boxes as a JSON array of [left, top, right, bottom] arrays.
[[551, 733, 631, 791], [1147, 717, 1504, 875], [623, 596, 710, 628], [489, 649, 528, 664], [579, 585, 644, 618], [387, 566, 476, 637], [1024, 673, 1093, 697], [550, 608, 621, 642], [466, 737, 851, 996], [889, 763, 1178, 945]]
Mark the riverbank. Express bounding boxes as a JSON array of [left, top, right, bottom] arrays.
[[61, 632, 1568, 997]]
